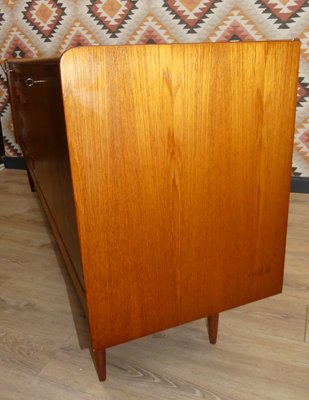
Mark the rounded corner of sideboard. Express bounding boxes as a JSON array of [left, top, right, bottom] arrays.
[[60, 47, 75, 69]]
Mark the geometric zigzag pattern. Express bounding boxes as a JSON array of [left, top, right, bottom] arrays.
[[162, 0, 223, 34], [254, 0, 309, 29], [0, 0, 308, 176], [207, 7, 266, 42], [295, 116, 309, 165], [23, 0, 67, 43], [87, 0, 138, 38]]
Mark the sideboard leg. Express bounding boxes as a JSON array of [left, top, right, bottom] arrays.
[[92, 348, 106, 381], [206, 314, 219, 344], [26, 168, 36, 192]]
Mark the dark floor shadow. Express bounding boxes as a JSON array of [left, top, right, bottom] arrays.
[[35, 194, 90, 351]]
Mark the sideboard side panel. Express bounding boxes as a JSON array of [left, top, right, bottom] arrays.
[[60, 42, 300, 350]]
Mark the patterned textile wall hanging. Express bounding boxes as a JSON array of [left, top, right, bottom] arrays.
[[0, 0, 308, 177]]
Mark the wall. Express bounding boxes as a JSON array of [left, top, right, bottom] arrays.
[[0, 0, 308, 176]]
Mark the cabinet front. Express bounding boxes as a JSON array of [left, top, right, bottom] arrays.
[[7, 61, 84, 288]]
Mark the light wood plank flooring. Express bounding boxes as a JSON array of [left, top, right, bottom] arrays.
[[0, 169, 308, 400]]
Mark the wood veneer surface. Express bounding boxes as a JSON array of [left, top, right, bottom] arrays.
[[60, 41, 300, 350]]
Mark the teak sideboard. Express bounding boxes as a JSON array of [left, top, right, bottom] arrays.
[[5, 41, 300, 381]]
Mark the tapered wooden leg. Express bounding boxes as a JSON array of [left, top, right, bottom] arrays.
[[206, 314, 219, 344], [92, 349, 106, 381], [26, 168, 36, 192]]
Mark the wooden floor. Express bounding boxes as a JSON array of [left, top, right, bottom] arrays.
[[0, 169, 308, 400]]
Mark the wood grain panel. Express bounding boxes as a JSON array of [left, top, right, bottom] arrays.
[[60, 41, 300, 350]]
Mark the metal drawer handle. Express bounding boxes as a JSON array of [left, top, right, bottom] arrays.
[[25, 78, 47, 87]]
